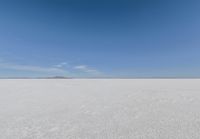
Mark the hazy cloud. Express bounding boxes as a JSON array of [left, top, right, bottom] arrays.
[[54, 62, 68, 68], [74, 65, 102, 75], [0, 61, 103, 77], [0, 62, 68, 74]]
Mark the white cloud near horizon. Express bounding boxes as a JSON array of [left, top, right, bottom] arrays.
[[0, 62, 68, 75], [54, 62, 68, 68], [74, 65, 102, 75], [0, 61, 103, 77]]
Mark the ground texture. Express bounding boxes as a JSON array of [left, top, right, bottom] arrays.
[[0, 79, 200, 139]]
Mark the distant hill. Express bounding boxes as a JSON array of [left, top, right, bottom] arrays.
[[46, 76, 72, 79]]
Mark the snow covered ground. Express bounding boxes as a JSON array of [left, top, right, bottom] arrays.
[[0, 79, 200, 139]]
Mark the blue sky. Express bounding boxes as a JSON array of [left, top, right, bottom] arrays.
[[0, 0, 200, 77]]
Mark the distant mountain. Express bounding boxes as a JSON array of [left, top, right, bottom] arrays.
[[46, 76, 72, 79]]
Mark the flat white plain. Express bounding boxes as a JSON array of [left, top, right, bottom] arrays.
[[0, 79, 200, 139]]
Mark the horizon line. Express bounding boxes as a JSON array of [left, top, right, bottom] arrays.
[[1, 76, 200, 79]]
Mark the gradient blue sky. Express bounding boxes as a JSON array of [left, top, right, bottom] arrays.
[[0, 0, 200, 77]]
